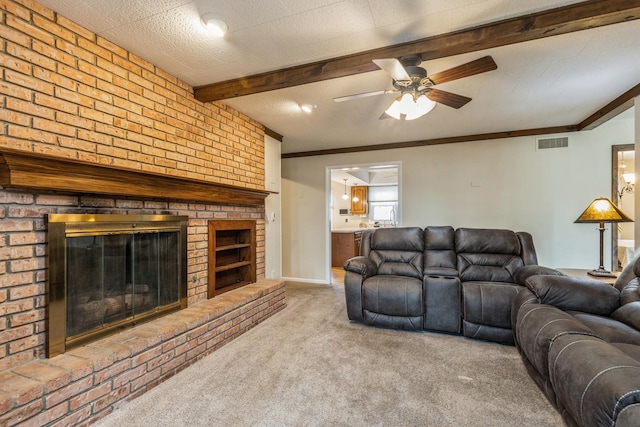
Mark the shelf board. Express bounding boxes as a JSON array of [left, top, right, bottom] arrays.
[[216, 243, 252, 251], [215, 261, 252, 272], [215, 281, 252, 295], [0, 148, 271, 206]]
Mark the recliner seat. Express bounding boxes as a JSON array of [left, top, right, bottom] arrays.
[[345, 227, 425, 330]]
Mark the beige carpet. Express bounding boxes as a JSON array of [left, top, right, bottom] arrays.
[[95, 282, 563, 426]]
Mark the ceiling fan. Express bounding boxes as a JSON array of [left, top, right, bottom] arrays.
[[333, 55, 497, 120]]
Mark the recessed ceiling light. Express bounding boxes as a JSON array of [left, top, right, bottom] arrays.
[[201, 13, 228, 37], [300, 104, 316, 113]]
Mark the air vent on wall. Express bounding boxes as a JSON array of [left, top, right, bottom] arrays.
[[536, 137, 569, 150]]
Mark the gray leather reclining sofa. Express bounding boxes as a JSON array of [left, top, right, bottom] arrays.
[[512, 257, 640, 427], [344, 226, 640, 425], [344, 226, 541, 344]]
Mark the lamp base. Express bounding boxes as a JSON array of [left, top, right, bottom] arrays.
[[587, 268, 617, 278]]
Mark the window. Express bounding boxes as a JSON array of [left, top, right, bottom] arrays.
[[369, 202, 397, 222], [367, 186, 398, 225]]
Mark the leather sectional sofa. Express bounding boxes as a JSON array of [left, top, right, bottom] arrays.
[[512, 257, 640, 426], [343, 226, 544, 344], [344, 225, 640, 425]]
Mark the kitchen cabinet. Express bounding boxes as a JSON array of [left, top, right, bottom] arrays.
[[351, 186, 367, 214], [331, 231, 363, 267]]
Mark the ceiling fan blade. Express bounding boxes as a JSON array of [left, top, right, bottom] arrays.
[[372, 58, 412, 85], [426, 89, 471, 109], [427, 56, 497, 85], [333, 89, 395, 103]]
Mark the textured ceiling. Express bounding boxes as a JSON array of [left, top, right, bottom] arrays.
[[37, 0, 640, 155]]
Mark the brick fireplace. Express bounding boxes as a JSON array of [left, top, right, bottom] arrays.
[[0, 186, 286, 426], [0, 1, 284, 424]]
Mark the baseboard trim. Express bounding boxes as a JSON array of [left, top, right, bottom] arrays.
[[281, 276, 330, 284]]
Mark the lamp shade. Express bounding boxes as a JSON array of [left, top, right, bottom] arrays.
[[623, 173, 636, 184], [574, 197, 632, 223]]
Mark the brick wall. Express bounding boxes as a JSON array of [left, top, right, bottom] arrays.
[[0, 0, 269, 371]]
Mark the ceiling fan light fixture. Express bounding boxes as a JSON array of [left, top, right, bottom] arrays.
[[201, 13, 228, 37], [385, 92, 435, 120]]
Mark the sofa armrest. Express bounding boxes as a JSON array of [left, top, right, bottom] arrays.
[[513, 265, 566, 286], [344, 256, 377, 279], [525, 275, 620, 316]]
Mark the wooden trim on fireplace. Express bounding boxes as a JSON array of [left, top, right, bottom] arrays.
[[0, 148, 271, 205]]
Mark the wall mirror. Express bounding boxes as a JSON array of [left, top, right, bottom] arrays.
[[612, 144, 635, 271]]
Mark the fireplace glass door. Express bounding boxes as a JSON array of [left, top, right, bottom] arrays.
[[66, 231, 180, 337], [47, 214, 188, 357]]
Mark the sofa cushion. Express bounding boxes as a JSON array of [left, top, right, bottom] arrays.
[[362, 311, 423, 330], [611, 343, 640, 361], [462, 321, 514, 344], [612, 301, 640, 330], [369, 227, 424, 279], [462, 281, 520, 329], [621, 279, 640, 305], [362, 275, 423, 317], [455, 228, 521, 255], [371, 227, 424, 251], [457, 254, 523, 282], [570, 312, 640, 345], [370, 250, 423, 279], [515, 231, 538, 265], [614, 253, 640, 291], [455, 228, 525, 282], [424, 226, 457, 277]]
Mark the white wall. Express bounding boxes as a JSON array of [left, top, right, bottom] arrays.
[[264, 135, 282, 279], [282, 116, 635, 282]]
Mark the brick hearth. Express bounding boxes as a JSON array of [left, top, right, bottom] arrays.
[[0, 279, 285, 426]]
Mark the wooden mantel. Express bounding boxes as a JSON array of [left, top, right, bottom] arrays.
[[0, 149, 270, 205]]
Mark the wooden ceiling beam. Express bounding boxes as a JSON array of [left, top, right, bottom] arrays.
[[194, 0, 640, 102], [579, 83, 640, 131]]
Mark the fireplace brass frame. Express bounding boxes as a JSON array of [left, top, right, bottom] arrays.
[[47, 214, 189, 357]]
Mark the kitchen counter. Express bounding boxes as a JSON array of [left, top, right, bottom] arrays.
[[331, 228, 370, 233]]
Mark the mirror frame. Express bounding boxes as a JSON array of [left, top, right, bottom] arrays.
[[611, 143, 634, 271]]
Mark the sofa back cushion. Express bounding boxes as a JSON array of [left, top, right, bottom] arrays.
[[455, 228, 525, 282], [369, 227, 424, 279], [423, 226, 457, 277], [611, 301, 640, 331], [621, 278, 640, 305], [515, 231, 538, 265]]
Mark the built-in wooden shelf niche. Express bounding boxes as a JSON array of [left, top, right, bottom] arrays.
[[208, 220, 256, 297]]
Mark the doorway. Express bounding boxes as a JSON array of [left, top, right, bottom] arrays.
[[327, 162, 401, 283], [612, 144, 635, 271]]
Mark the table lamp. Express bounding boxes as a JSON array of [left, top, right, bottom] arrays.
[[574, 197, 633, 278]]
